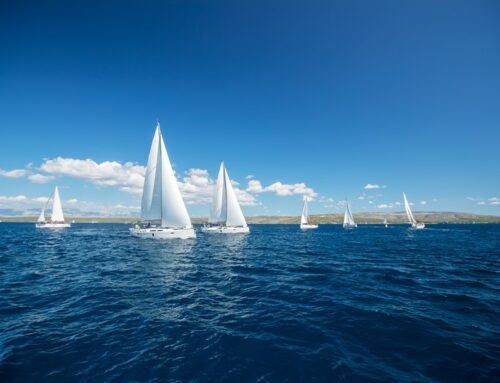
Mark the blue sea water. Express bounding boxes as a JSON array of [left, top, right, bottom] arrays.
[[0, 223, 499, 382]]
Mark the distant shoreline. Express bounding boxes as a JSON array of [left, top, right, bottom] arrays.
[[2, 212, 499, 224]]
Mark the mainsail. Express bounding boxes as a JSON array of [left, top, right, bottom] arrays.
[[51, 186, 65, 222], [208, 162, 246, 227], [209, 162, 227, 224], [343, 200, 356, 226], [403, 192, 416, 225], [301, 197, 309, 225], [140, 123, 192, 228]]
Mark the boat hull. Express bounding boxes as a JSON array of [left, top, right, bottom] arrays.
[[129, 227, 196, 239], [36, 223, 71, 228], [412, 223, 425, 229], [343, 223, 357, 229], [300, 224, 318, 230], [201, 226, 249, 234]]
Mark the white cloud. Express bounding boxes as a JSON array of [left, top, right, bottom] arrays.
[[66, 198, 78, 204], [32, 197, 49, 203], [40, 157, 146, 195], [28, 174, 55, 184], [0, 195, 28, 202], [420, 200, 427, 205], [364, 183, 380, 189], [488, 197, 500, 205], [246, 179, 317, 198], [246, 179, 264, 193], [246, 175, 255, 180], [477, 201, 486, 205], [377, 203, 393, 209], [319, 196, 334, 203], [0, 168, 29, 178]]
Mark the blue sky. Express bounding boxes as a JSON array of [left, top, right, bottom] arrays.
[[1, 0, 499, 217]]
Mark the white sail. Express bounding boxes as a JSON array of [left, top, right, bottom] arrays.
[[208, 162, 246, 227], [343, 200, 356, 226], [301, 197, 309, 225], [140, 123, 192, 228], [37, 207, 46, 223], [208, 162, 227, 224], [140, 126, 163, 222], [51, 186, 65, 222], [403, 192, 416, 225], [224, 166, 247, 227]]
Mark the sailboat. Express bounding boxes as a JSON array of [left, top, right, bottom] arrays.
[[35, 186, 71, 228], [300, 196, 318, 230], [129, 122, 195, 239], [403, 192, 425, 229], [383, 218, 388, 228], [343, 199, 357, 229], [202, 161, 249, 234]]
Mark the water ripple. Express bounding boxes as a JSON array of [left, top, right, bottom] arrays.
[[0, 223, 499, 382]]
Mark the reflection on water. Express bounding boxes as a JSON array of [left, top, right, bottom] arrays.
[[1, 223, 499, 382]]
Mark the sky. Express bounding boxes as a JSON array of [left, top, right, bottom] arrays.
[[1, 0, 499, 217]]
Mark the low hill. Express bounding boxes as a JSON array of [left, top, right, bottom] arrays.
[[1, 212, 499, 224]]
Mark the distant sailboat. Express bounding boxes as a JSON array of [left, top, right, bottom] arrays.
[[130, 122, 195, 239], [202, 161, 249, 234], [383, 218, 388, 228], [343, 199, 357, 229], [300, 196, 318, 230], [403, 192, 425, 229], [36, 186, 71, 228]]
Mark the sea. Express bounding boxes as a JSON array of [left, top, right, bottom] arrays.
[[1, 223, 499, 382]]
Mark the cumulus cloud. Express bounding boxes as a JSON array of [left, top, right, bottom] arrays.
[[0, 195, 28, 202], [28, 174, 55, 184], [40, 157, 146, 195], [364, 183, 380, 189], [420, 200, 427, 205], [246, 179, 264, 193], [472, 197, 499, 206], [377, 203, 393, 209], [246, 179, 317, 198], [0, 168, 29, 178], [32, 197, 50, 203]]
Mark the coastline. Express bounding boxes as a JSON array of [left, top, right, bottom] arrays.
[[2, 212, 499, 224]]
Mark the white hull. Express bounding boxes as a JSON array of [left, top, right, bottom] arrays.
[[201, 226, 249, 234], [36, 223, 71, 228], [412, 223, 425, 229], [343, 223, 357, 229], [129, 227, 196, 239], [300, 224, 318, 230]]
